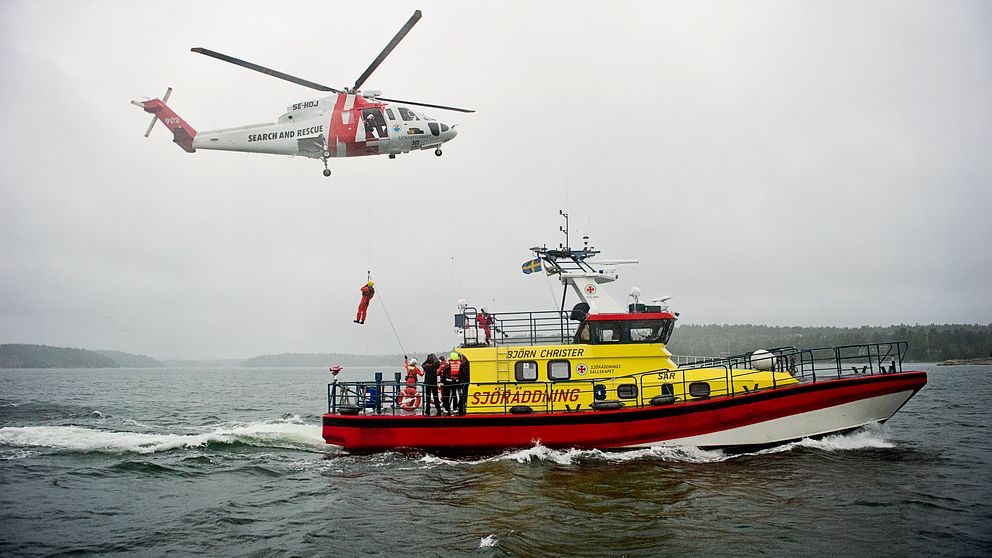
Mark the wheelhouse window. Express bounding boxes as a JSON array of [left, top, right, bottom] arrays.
[[629, 319, 676, 344], [515, 361, 538, 382], [592, 322, 621, 343], [548, 360, 570, 381]]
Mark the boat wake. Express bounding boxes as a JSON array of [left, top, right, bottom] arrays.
[[0, 416, 326, 457], [420, 425, 894, 466]]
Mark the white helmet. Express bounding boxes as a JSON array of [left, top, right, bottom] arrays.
[[409, 358, 418, 367]]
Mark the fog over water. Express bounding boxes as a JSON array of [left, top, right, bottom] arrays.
[[1, 1, 989, 359]]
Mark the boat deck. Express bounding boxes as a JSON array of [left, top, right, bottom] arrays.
[[327, 342, 908, 417]]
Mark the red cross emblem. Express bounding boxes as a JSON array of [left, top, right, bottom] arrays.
[[576, 363, 588, 375], [585, 284, 597, 295]]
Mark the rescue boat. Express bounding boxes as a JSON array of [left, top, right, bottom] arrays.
[[322, 220, 927, 452]]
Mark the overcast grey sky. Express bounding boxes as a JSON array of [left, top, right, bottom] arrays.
[[1, 1, 989, 359]]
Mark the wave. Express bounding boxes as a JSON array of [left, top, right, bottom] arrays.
[[420, 426, 894, 466], [0, 418, 326, 455], [753, 424, 895, 455]]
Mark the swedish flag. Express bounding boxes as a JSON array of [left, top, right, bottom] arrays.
[[521, 258, 542, 274]]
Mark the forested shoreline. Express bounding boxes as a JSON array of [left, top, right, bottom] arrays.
[[2, 323, 989, 368]]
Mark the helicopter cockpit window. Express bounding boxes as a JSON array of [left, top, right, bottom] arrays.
[[398, 107, 419, 121], [362, 108, 388, 139], [428, 123, 440, 136]]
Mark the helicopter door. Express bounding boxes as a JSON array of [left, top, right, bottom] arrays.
[[361, 108, 388, 141]]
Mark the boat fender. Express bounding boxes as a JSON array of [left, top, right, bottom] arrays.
[[338, 405, 362, 415], [592, 400, 624, 411], [650, 394, 676, 406], [510, 405, 533, 414], [751, 349, 776, 371]]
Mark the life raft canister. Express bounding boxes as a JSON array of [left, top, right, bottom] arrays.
[[396, 387, 421, 413]]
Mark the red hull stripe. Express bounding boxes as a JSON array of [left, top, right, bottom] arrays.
[[322, 371, 926, 450]]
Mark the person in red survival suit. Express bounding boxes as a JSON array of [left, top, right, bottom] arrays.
[[476, 308, 495, 345], [354, 280, 375, 324], [404, 355, 424, 385]]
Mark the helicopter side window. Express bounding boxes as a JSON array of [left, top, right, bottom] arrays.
[[385, 108, 396, 120], [398, 107, 419, 121], [361, 108, 388, 139]]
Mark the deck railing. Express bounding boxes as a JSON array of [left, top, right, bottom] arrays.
[[327, 341, 909, 416], [458, 306, 577, 347]]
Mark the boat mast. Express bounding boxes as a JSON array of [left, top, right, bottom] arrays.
[[532, 212, 639, 315]]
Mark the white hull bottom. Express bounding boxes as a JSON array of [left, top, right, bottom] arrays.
[[631, 389, 916, 448]]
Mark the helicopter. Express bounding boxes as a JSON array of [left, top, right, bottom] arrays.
[[131, 10, 472, 177]]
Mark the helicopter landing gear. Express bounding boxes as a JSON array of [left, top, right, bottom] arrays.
[[322, 150, 331, 159], [321, 157, 331, 177], [435, 148, 443, 157]]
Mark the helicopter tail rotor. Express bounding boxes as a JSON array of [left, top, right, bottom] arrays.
[[130, 88, 197, 153], [142, 87, 172, 137]]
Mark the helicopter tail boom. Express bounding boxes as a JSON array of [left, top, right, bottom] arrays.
[[131, 91, 197, 153]]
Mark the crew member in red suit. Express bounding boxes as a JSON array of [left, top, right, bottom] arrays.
[[404, 355, 424, 385], [354, 280, 374, 324], [476, 308, 494, 345]]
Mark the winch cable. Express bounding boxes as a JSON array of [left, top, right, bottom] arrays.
[[376, 291, 407, 356]]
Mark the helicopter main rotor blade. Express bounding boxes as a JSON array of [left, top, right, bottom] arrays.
[[352, 10, 422, 92], [377, 96, 475, 113], [191, 47, 341, 93]]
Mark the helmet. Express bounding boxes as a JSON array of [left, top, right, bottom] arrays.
[[409, 358, 418, 367], [367, 280, 374, 286], [450, 352, 460, 361]]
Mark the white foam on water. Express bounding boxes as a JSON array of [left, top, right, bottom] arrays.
[[419, 427, 892, 467], [753, 424, 894, 455], [1, 448, 39, 461], [479, 534, 498, 548], [0, 418, 327, 455], [420, 442, 731, 467]]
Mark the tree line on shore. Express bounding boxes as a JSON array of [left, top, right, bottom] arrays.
[[666, 323, 992, 362], [2, 323, 989, 368]]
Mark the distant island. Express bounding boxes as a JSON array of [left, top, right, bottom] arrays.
[[0, 344, 161, 368], [936, 357, 992, 366], [240, 352, 407, 367]]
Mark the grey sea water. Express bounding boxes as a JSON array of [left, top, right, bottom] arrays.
[[1, 364, 989, 557]]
